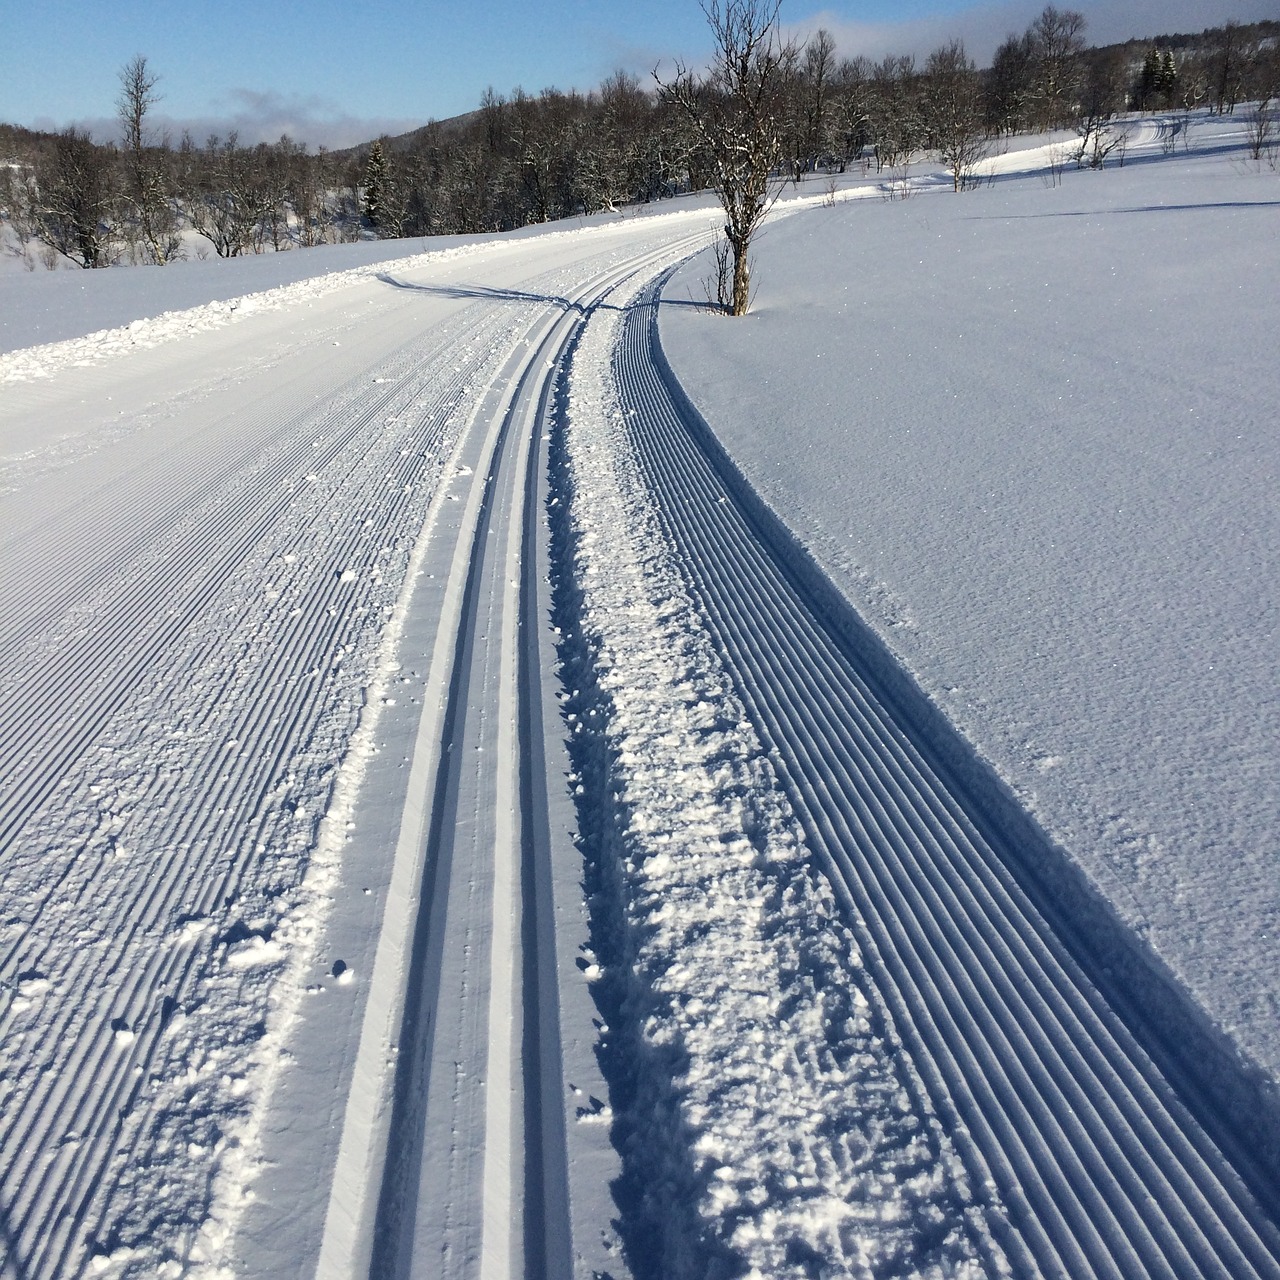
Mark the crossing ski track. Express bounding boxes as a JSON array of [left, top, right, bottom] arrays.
[[2, 181, 1278, 1280]]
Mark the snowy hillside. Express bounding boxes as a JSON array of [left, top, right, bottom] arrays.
[[663, 108, 1280, 1084]]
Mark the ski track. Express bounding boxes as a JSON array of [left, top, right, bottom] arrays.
[[554, 276, 1001, 1280], [595, 273, 1280, 1279], [0, 224, 712, 1280], [0, 291, 528, 1279], [340, 233, 713, 1280], [3, 164, 1279, 1280]]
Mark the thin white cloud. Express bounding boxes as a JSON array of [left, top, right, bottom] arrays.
[[785, 0, 1277, 65], [37, 87, 423, 151]]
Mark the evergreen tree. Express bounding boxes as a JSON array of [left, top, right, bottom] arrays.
[[363, 139, 389, 227], [1137, 48, 1160, 109], [1157, 51, 1178, 105]]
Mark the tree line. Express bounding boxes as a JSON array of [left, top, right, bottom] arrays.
[[2, 12, 1277, 271]]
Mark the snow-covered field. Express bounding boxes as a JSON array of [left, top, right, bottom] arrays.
[[1, 109, 1277, 1280], [663, 109, 1280, 1084]]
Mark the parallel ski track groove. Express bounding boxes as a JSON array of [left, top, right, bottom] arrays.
[[0, 297, 541, 1279], [365, 350, 507, 1277], [0, 316, 491, 977], [611, 279, 1280, 1280], [0, 323, 496, 859], [361, 234, 707, 1280], [516, 301, 574, 1280]]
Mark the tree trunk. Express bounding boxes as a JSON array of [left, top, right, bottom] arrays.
[[731, 240, 750, 316]]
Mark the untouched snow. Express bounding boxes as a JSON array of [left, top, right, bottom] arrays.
[[662, 109, 1280, 1084]]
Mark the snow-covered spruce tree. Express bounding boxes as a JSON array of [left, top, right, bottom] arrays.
[[1157, 50, 1179, 107], [657, 0, 794, 316], [362, 139, 390, 229], [1136, 47, 1161, 111]]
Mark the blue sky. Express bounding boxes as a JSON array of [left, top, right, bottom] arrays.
[[2, 0, 1272, 147]]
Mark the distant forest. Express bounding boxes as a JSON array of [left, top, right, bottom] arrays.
[[2, 10, 1277, 269]]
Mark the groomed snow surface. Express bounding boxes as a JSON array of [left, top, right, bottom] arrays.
[[662, 109, 1280, 1086], [0, 110, 1277, 1280]]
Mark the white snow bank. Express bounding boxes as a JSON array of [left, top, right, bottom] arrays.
[[660, 109, 1280, 1082], [0, 175, 871, 383], [0, 190, 736, 363]]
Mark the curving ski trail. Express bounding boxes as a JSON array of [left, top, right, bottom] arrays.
[[591, 271, 1280, 1278], [5, 174, 1272, 1280], [0, 222, 711, 1280]]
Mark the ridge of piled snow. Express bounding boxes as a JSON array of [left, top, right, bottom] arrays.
[[0, 242, 505, 384], [0, 181, 868, 386]]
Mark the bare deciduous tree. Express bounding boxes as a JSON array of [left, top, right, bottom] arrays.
[[867, 55, 922, 172], [1244, 42, 1280, 161], [1029, 5, 1087, 129], [657, 0, 794, 315], [830, 56, 873, 170], [180, 133, 270, 257], [117, 55, 182, 264], [802, 28, 837, 170], [986, 32, 1036, 135], [1245, 94, 1276, 162], [26, 127, 119, 268], [784, 28, 836, 182], [1210, 22, 1247, 115], [579, 71, 652, 211], [251, 139, 294, 250], [1074, 47, 1127, 169], [923, 39, 987, 190]]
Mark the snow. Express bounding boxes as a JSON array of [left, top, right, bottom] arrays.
[[0, 231, 571, 381], [0, 193, 728, 359], [661, 109, 1280, 1083], [556, 278, 998, 1277], [1, 225, 681, 1277], [1, 106, 1277, 1280]]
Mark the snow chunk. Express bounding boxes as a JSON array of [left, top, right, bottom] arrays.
[[224, 934, 286, 970], [11, 973, 51, 1013]]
